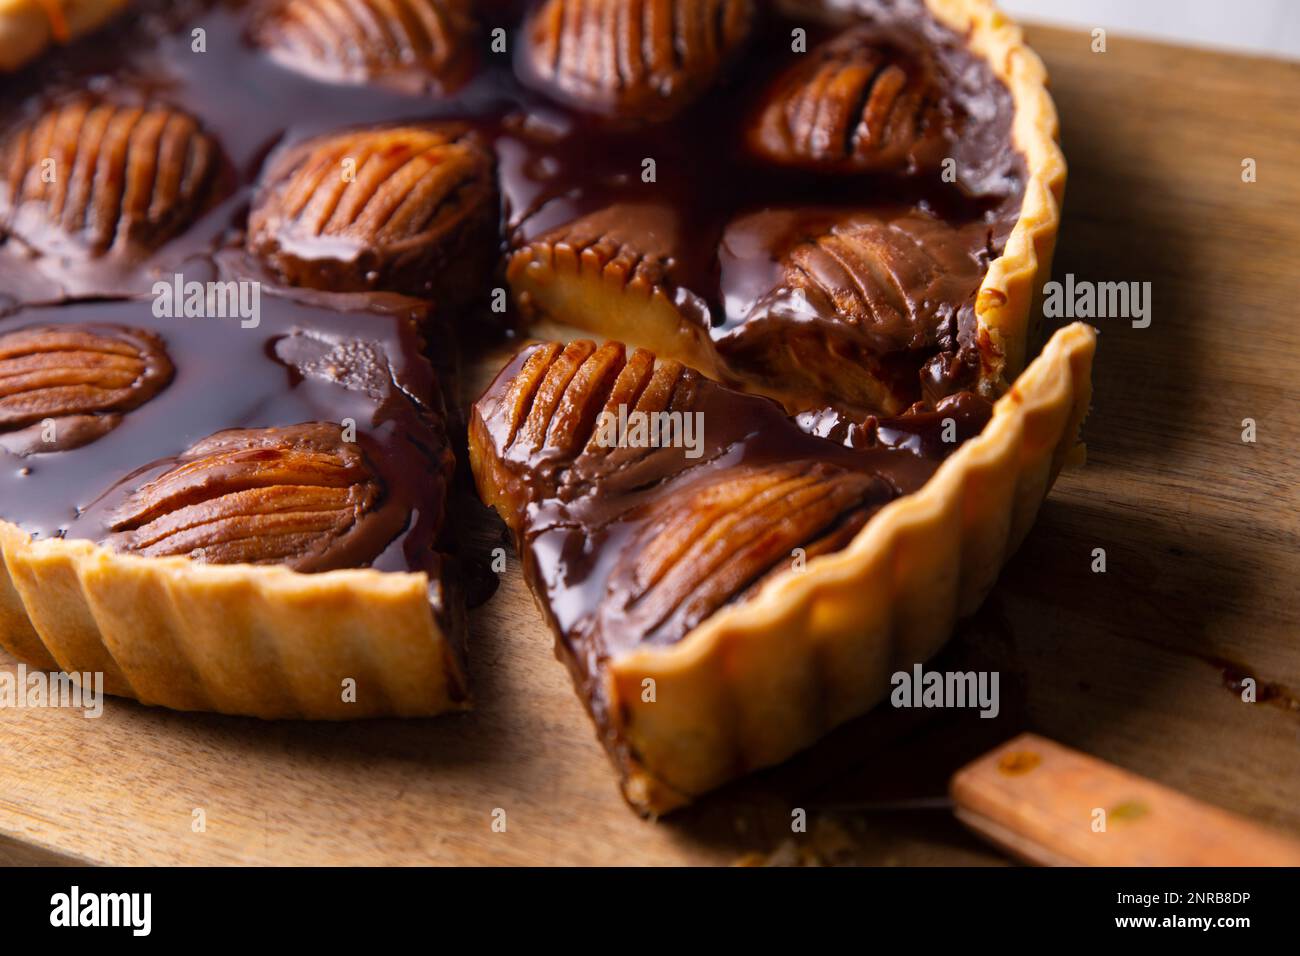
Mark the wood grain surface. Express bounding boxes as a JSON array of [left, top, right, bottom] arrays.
[[0, 25, 1297, 866]]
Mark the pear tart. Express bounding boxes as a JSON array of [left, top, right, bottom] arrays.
[[0, 0, 1093, 812], [0, 290, 468, 718]]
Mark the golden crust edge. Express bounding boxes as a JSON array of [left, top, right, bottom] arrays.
[[0, 0, 131, 72], [926, 0, 1068, 381], [607, 321, 1096, 814], [0, 522, 469, 719]]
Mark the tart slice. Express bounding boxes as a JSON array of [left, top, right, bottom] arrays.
[[473, 324, 1094, 812], [0, 288, 468, 718]]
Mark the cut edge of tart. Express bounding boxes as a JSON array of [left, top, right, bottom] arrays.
[[936, 0, 1068, 384], [0, 523, 469, 718], [0, 290, 471, 721]]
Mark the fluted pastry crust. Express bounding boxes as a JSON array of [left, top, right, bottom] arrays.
[[0, 518, 468, 717], [927, 0, 1068, 381]]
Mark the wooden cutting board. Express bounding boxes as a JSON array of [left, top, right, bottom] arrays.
[[1, 25, 1297, 866]]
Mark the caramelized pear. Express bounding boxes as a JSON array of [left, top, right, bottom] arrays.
[[0, 96, 224, 261], [715, 209, 985, 414], [506, 204, 718, 374], [105, 422, 408, 572], [250, 0, 475, 91], [0, 323, 173, 454], [749, 27, 951, 175], [521, 0, 755, 122], [247, 123, 497, 304]]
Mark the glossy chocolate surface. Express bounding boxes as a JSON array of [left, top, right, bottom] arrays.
[[0, 0, 1022, 616], [0, 289, 454, 579], [0, 0, 1022, 360], [473, 339, 990, 664]]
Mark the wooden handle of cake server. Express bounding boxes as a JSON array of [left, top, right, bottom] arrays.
[[950, 733, 1300, 866]]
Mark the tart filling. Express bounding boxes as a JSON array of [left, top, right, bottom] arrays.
[[471, 337, 991, 751], [505, 0, 1026, 417], [2, 292, 452, 571]]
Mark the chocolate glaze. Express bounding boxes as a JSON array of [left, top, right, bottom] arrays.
[[0, 0, 1021, 669], [472, 338, 990, 761], [0, 289, 455, 585], [0, 0, 1022, 372], [474, 339, 989, 661]]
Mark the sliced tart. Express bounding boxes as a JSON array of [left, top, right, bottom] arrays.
[[471, 325, 1092, 812]]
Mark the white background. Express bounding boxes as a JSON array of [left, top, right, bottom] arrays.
[[1000, 0, 1300, 59]]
